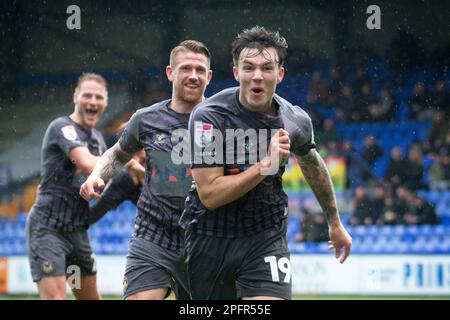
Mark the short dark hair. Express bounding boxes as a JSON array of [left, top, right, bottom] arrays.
[[170, 40, 211, 68], [232, 26, 288, 67]]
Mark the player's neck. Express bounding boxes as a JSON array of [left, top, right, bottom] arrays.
[[69, 112, 92, 131], [241, 98, 278, 116], [169, 96, 202, 114]]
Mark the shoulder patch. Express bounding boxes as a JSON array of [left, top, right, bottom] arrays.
[[194, 121, 214, 148], [61, 125, 78, 141]]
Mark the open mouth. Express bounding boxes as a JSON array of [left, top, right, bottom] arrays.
[[86, 108, 98, 116], [251, 88, 264, 95]]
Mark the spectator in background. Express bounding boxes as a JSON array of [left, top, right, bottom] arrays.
[[433, 80, 449, 114], [354, 82, 376, 122], [339, 140, 372, 188], [404, 144, 426, 190], [411, 195, 439, 225], [315, 118, 339, 150], [378, 89, 397, 122], [409, 82, 433, 120], [396, 186, 420, 225], [306, 212, 329, 242], [384, 147, 408, 190], [371, 185, 386, 225], [380, 196, 401, 225], [327, 66, 344, 106], [336, 84, 356, 122], [307, 71, 329, 105], [350, 186, 374, 226], [428, 110, 449, 153], [369, 89, 397, 122], [353, 66, 371, 95], [367, 101, 385, 123], [429, 146, 450, 190], [361, 135, 383, 181], [295, 211, 328, 243]]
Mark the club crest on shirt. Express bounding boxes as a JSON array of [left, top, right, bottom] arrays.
[[194, 121, 213, 148], [42, 261, 54, 274], [61, 125, 78, 141], [154, 133, 168, 146]]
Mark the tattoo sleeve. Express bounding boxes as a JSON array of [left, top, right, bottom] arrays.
[[296, 149, 339, 225], [92, 142, 134, 181]]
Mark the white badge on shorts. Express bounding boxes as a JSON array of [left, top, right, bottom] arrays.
[[194, 121, 213, 148], [61, 125, 78, 141]]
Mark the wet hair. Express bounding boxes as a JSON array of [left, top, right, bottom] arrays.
[[74, 72, 108, 95], [232, 26, 288, 67], [169, 40, 211, 68]]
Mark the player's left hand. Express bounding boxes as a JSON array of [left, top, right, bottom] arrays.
[[328, 222, 352, 264]]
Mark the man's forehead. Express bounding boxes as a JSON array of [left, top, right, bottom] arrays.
[[174, 51, 209, 67], [239, 47, 279, 63], [78, 80, 107, 93]]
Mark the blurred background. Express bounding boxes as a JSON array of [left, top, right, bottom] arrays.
[[0, 0, 449, 298]]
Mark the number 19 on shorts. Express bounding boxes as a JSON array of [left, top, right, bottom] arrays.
[[264, 256, 291, 283]]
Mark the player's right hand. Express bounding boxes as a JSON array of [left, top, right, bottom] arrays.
[[80, 176, 105, 201]]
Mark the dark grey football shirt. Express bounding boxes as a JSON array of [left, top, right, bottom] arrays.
[[179, 87, 315, 238], [119, 100, 192, 251], [32, 116, 107, 232]]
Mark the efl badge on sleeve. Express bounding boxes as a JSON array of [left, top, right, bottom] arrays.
[[61, 125, 78, 141], [194, 121, 213, 148]]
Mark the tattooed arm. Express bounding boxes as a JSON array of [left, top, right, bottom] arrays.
[[80, 142, 135, 200], [296, 149, 339, 224], [296, 149, 352, 263]]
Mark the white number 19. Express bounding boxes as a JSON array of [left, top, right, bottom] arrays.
[[264, 256, 291, 283]]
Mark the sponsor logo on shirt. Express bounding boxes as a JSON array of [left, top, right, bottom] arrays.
[[61, 125, 78, 141], [154, 133, 168, 146]]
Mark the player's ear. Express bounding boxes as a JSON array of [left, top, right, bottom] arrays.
[[206, 69, 213, 84], [73, 90, 78, 105], [166, 65, 174, 82], [233, 66, 239, 82], [277, 66, 285, 84]]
